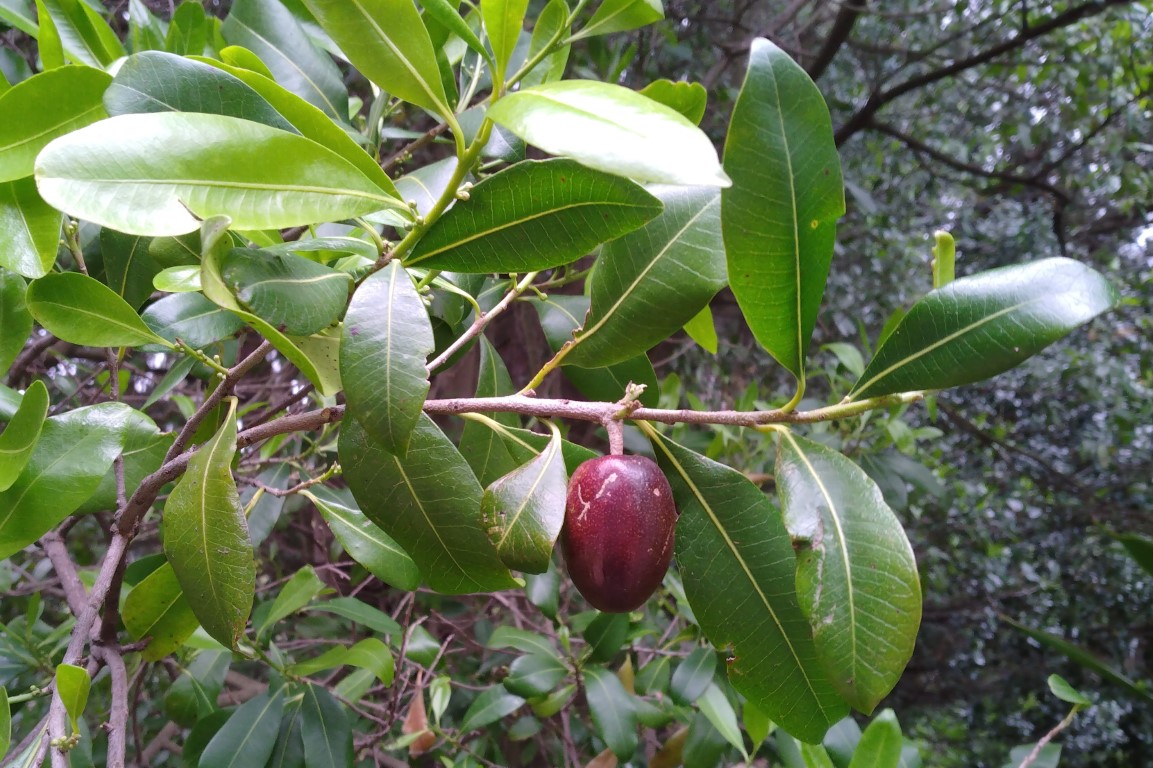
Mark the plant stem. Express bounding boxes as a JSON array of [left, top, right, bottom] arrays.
[[428, 271, 540, 373]]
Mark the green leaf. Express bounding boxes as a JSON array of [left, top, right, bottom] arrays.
[[122, 562, 201, 662], [141, 292, 244, 350], [848, 258, 1120, 400], [163, 398, 255, 649], [100, 229, 159, 311], [199, 687, 286, 768], [1004, 744, 1061, 768], [636, 656, 671, 695], [0, 379, 48, 492], [26, 272, 172, 348], [406, 158, 662, 272], [481, 0, 527, 83], [488, 80, 730, 187], [670, 646, 715, 705], [1048, 674, 1092, 706], [458, 336, 521, 484], [1115, 533, 1153, 577], [775, 431, 921, 714], [533, 294, 660, 406], [79, 407, 171, 516], [564, 185, 724, 367], [35, 112, 405, 237], [683, 304, 718, 353], [639, 79, 707, 125], [0, 176, 62, 279], [301, 0, 450, 118], [304, 489, 422, 591], [1000, 616, 1153, 702], [37, 0, 123, 68], [0, 0, 37, 35], [54, 663, 90, 731], [487, 625, 561, 658], [481, 421, 567, 573], [223, 0, 349, 121], [221, 248, 350, 336], [460, 685, 525, 732], [267, 697, 305, 768], [698, 683, 749, 762], [520, 0, 570, 89], [0, 686, 9, 760], [305, 596, 402, 636], [257, 565, 327, 639], [0, 65, 110, 183], [290, 638, 395, 687], [340, 414, 518, 594], [164, 1, 209, 56], [0, 402, 133, 560], [35, 0, 65, 70], [341, 261, 434, 457], [503, 653, 567, 698], [721, 38, 845, 384], [422, 0, 490, 66], [103, 51, 295, 135], [649, 432, 847, 743], [847, 709, 903, 768], [300, 683, 352, 768], [572, 0, 663, 40], [584, 611, 629, 663], [583, 666, 638, 759]]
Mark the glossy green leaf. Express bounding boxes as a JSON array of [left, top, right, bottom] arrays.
[[698, 683, 749, 761], [583, 666, 638, 758], [639, 79, 707, 125], [290, 638, 395, 687], [36, 0, 65, 70], [35, 112, 405, 237], [0, 379, 48, 492], [0, 402, 133, 560], [406, 158, 662, 272], [122, 563, 200, 662], [0, 686, 9, 759], [221, 248, 350, 335], [341, 261, 434, 457], [422, 0, 489, 65], [223, 0, 349, 120], [38, 0, 123, 67], [572, 0, 662, 40], [164, 1, 209, 56], [458, 336, 521, 484], [683, 304, 718, 353], [503, 652, 567, 698], [533, 294, 660, 407], [0, 267, 32, 369], [0, 176, 62, 279], [0, 0, 37, 35], [1116, 533, 1153, 577], [54, 663, 90, 730], [481, 421, 566, 574], [636, 656, 671, 695], [722, 38, 845, 383], [584, 611, 628, 663], [164, 650, 230, 727], [305, 596, 402, 636], [520, 0, 570, 89], [487, 625, 561, 658], [163, 398, 254, 649], [267, 697, 305, 768], [823, 716, 863, 765], [1048, 674, 1092, 706], [301, 0, 450, 118], [127, 0, 166, 53], [564, 185, 723, 367], [299, 683, 352, 768], [849, 258, 1120, 400], [141, 292, 244, 350], [460, 685, 525, 732], [77, 407, 170, 515], [0, 65, 110, 182], [304, 489, 422, 591], [103, 52, 295, 136], [100, 229, 159, 310], [340, 414, 518, 594], [26, 272, 172, 348], [670, 646, 715, 705], [198, 59, 400, 199], [481, 0, 527, 82], [199, 687, 286, 768], [848, 709, 903, 768], [257, 565, 327, 638], [650, 432, 847, 743], [776, 431, 921, 714], [488, 80, 730, 187]]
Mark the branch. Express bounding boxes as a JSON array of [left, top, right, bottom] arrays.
[[805, 1, 867, 81]]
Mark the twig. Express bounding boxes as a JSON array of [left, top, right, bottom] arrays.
[[39, 531, 87, 617], [93, 645, 129, 768], [427, 272, 540, 373], [1018, 706, 1083, 768]]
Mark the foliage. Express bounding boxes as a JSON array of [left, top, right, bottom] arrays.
[[0, 1, 1146, 767]]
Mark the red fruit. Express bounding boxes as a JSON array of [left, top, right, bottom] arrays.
[[560, 455, 677, 613]]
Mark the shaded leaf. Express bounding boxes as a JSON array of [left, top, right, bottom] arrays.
[[222, 248, 351, 335], [488, 80, 730, 187], [650, 432, 847, 743], [340, 414, 518, 594], [163, 398, 254, 648], [300, 683, 352, 767], [0, 268, 33, 373], [1048, 674, 1091, 706], [487, 625, 561, 658], [304, 596, 402, 636], [721, 38, 845, 383], [257, 565, 327, 639], [0, 379, 48, 492], [75, 407, 170, 515], [1116, 533, 1153, 578], [849, 258, 1120, 400], [0, 65, 110, 183], [698, 683, 748, 761], [583, 666, 637, 759], [775, 431, 921, 714], [304, 489, 422, 591], [0, 686, 9, 759], [564, 185, 723, 367], [199, 688, 286, 768], [0, 176, 63, 279], [100, 229, 159, 310], [290, 638, 395, 687], [340, 261, 434, 456], [141, 292, 244, 350], [407, 158, 662, 272], [458, 336, 521, 484], [35, 112, 405, 237], [670, 647, 715, 705], [503, 653, 567, 698], [847, 709, 902, 768], [639, 79, 707, 125], [26, 272, 171, 348], [122, 562, 201, 662], [461, 686, 525, 732]]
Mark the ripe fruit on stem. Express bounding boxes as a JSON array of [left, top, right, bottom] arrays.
[[560, 454, 677, 613]]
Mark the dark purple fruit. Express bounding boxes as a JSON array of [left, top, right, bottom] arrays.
[[560, 455, 677, 613]]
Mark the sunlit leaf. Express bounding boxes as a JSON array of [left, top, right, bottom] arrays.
[[572, 0, 662, 40], [639, 79, 706, 125], [482, 0, 528, 82]]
